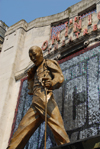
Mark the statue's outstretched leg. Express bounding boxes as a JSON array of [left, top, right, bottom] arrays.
[[33, 94, 70, 146], [8, 105, 43, 149]]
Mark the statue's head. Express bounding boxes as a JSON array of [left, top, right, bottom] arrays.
[[29, 46, 44, 66]]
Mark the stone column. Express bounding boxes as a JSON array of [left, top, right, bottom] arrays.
[[0, 20, 27, 149]]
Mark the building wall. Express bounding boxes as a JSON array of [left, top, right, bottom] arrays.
[[9, 43, 100, 149], [0, 0, 100, 148]]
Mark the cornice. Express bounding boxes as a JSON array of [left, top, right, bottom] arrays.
[[5, 0, 99, 36]]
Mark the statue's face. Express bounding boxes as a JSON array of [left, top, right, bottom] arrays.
[[29, 47, 44, 66]]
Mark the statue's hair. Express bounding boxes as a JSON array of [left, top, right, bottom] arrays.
[[29, 46, 42, 54]]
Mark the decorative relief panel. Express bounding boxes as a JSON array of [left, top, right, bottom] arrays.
[[59, 45, 100, 141]]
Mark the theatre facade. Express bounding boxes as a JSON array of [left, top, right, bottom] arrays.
[[0, 0, 100, 148]]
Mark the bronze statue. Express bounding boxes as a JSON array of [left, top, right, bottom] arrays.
[[7, 46, 70, 149]]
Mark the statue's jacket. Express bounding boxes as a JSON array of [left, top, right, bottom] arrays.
[[27, 59, 64, 106]]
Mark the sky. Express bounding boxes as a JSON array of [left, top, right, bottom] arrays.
[[0, 0, 81, 27]]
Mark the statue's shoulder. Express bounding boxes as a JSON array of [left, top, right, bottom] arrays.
[[46, 59, 62, 73], [27, 65, 36, 73], [46, 59, 58, 66]]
